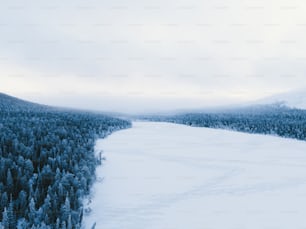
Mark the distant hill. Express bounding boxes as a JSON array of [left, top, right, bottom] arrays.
[[0, 92, 49, 112], [257, 88, 306, 110]]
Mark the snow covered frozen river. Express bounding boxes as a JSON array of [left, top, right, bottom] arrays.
[[83, 121, 306, 229]]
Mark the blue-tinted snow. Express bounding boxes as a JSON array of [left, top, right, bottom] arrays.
[[84, 121, 306, 229]]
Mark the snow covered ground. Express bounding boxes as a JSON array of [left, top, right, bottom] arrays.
[[83, 121, 306, 229]]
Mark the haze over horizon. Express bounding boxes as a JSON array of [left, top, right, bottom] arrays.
[[1, 0, 306, 113]]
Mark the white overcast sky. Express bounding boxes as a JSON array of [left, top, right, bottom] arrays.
[[1, 0, 306, 113]]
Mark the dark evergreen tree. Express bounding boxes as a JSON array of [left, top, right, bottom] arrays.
[[28, 198, 36, 226], [2, 207, 9, 229], [7, 199, 16, 229], [6, 171, 13, 196], [67, 215, 72, 229]]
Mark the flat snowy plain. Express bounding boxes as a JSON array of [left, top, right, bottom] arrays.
[[83, 121, 306, 229]]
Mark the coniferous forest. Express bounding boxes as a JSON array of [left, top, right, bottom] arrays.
[[143, 104, 306, 141], [0, 93, 131, 228]]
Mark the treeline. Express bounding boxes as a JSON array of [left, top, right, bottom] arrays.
[[0, 95, 131, 228], [143, 105, 306, 141]]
